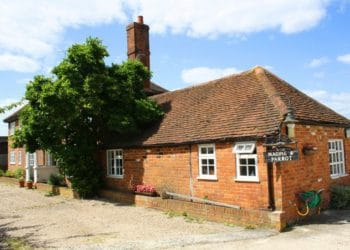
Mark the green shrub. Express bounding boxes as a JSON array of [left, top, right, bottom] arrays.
[[48, 173, 64, 186], [0, 169, 4, 177], [5, 170, 14, 178], [330, 185, 350, 209], [14, 168, 24, 180]]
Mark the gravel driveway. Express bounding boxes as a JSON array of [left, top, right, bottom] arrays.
[[0, 183, 275, 249]]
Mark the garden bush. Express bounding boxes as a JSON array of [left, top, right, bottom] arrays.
[[48, 173, 64, 186], [4, 170, 14, 178], [330, 185, 350, 209], [0, 169, 4, 177], [14, 168, 24, 180]]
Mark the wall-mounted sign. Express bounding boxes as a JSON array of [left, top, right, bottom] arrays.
[[264, 147, 299, 163]]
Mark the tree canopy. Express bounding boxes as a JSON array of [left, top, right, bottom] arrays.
[[13, 37, 163, 197]]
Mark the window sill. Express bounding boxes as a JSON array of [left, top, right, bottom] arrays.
[[331, 174, 349, 180], [9, 163, 16, 165], [197, 176, 218, 181], [107, 175, 124, 179], [234, 178, 259, 183]]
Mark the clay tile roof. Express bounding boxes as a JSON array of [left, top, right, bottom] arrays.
[[111, 66, 350, 147]]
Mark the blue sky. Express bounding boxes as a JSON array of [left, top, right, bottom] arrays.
[[1, 0, 350, 136]]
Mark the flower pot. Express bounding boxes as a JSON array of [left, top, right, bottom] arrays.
[[26, 181, 33, 189], [19, 180, 25, 188]]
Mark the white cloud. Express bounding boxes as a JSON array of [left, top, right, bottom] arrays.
[[0, 0, 127, 72], [305, 90, 350, 118], [307, 57, 329, 68], [0, 54, 40, 73], [0, 0, 332, 72], [337, 54, 350, 64], [181, 67, 241, 84], [131, 0, 330, 37]]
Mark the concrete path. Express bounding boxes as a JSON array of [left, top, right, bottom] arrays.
[[0, 182, 349, 249]]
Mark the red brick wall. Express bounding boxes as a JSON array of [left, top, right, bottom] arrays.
[[101, 123, 350, 228], [101, 142, 272, 210], [279, 124, 350, 224], [7, 138, 25, 172]]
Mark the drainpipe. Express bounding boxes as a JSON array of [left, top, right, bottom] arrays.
[[267, 161, 275, 210], [266, 143, 276, 211], [189, 144, 193, 197]]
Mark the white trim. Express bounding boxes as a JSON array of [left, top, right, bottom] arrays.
[[331, 174, 349, 180], [233, 141, 256, 154], [9, 151, 16, 164], [328, 139, 346, 178], [198, 144, 217, 180], [45, 151, 57, 167], [234, 142, 259, 182], [106, 149, 124, 178]]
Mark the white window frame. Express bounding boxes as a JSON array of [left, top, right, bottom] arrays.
[[328, 139, 346, 178], [45, 151, 57, 167], [18, 151, 22, 165], [9, 121, 16, 136], [234, 142, 259, 182], [28, 153, 35, 167], [198, 144, 217, 180], [106, 149, 124, 178], [10, 151, 16, 165], [233, 142, 255, 154]]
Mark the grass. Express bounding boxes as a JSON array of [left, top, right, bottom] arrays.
[[4, 237, 33, 250], [165, 210, 204, 223], [224, 222, 236, 227], [45, 191, 57, 197]]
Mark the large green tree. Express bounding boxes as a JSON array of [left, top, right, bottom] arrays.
[[13, 38, 163, 197]]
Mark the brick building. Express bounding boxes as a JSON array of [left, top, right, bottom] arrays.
[[4, 16, 350, 228], [100, 17, 350, 227]]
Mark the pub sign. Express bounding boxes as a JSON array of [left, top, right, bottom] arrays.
[[264, 147, 299, 163]]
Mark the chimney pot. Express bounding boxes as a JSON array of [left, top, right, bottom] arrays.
[[137, 16, 144, 24], [127, 15, 150, 91]]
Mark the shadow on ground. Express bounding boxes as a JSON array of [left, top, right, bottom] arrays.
[[0, 220, 44, 249], [285, 209, 350, 232]]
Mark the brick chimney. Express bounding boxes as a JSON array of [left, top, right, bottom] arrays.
[[127, 15, 151, 90]]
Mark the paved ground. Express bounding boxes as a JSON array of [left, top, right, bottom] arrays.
[[0, 182, 349, 249]]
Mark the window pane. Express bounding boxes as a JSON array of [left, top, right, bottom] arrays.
[[248, 158, 255, 165], [208, 159, 214, 165], [207, 147, 214, 154], [209, 166, 215, 175], [240, 166, 247, 176], [248, 166, 256, 176], [240, 158, 247, 165], [201, 159, 208, 165], [202, 166, 208, 174], [201, 147, 207, 154]]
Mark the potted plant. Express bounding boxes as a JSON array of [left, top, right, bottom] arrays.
[[133, 183, 157, 197], [14, 169, 25, 188], [18, 177, 25, 188], [26, 179, 33, 189]]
